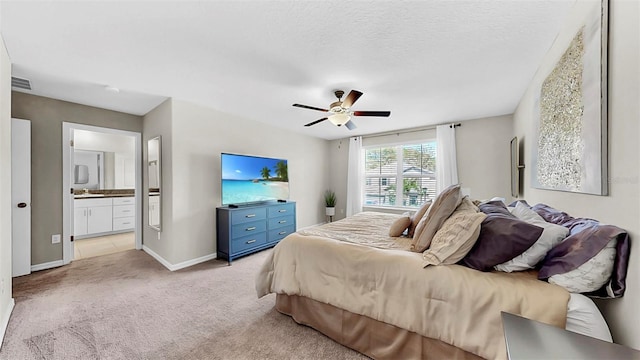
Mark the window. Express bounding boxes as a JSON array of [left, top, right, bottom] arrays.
[[364, 141, 436, 208]]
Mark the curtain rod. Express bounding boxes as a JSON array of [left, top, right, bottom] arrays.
[[362, 122, 461, 140]]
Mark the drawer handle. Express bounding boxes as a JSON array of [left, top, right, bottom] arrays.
[[278, 231, 287, 235], [246, 239, 256, 244], [278, 220, 286, 224], [278, 209, 287, 213], [122, 210, 131, 213], [122, 222, 131, 225], [246, 227, 256, 231], [245, 214, 256, 218]]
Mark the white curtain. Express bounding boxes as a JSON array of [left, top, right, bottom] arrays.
[[436, 125, 459, 193], [346, 136, 363, 217]]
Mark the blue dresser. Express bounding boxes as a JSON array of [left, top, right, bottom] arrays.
[[216, 202, 296, 264]]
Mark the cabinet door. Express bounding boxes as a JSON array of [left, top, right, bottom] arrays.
[[88, 206, 113, 234], [74, 207, 88, 236]]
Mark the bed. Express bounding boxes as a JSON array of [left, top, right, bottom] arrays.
[[256, 205, 626, 359]]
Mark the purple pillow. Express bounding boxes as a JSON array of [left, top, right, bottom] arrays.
[[538, 224, 630, 298], [460, 213, 544, 272], [532, 203, 630, 298], [479, 200, 513, 217]]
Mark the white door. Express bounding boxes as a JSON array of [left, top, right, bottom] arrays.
[[11, 118, 31, 277]]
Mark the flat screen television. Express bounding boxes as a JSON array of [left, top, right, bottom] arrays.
[[221, 153, 289, 205]]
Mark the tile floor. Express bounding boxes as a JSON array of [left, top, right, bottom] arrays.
[[74, 232, 135, 260]]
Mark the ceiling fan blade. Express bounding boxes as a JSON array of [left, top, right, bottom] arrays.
[[344, 120, 357, 130], [293, 103, 329, 112], [353, 110, 391, 117], [304, 117, 328, 127], [341, 90, 363, 108]]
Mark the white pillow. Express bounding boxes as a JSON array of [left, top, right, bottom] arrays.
[[549, 239, 617, 293], [494, 202, 569, 272]]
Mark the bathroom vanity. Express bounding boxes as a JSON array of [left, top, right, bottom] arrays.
[[74, 194, 135, 239]]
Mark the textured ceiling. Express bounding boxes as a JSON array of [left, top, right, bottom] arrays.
[[0, 1, 574, 140]]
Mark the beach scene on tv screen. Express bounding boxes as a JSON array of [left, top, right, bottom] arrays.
[[222, 155, 289, 204]]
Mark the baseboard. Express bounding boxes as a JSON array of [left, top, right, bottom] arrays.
[[142, 245, 217, 271], [0, 298, 15, 350], [31, 260, 64, 272]]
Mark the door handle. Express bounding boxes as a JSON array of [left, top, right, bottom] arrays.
[[17, 202, 27, 208]]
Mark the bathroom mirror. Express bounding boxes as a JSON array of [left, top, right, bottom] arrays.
[[148, 136, 161, 231]]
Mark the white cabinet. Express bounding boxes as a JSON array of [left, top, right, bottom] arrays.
[[74, 207, 89, 236], [113, 197, 135, 231], [74, 198, 113, 238]]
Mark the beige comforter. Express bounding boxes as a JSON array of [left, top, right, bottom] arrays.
[[256, 213, 570, 359]]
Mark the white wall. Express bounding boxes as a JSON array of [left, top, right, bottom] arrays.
[[0, 33, 15, 347], [142, 98, 331, 266], [513, 0, 640, 349]]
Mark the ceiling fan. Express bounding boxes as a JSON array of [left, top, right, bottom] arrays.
[[293, 90, 391, 130]]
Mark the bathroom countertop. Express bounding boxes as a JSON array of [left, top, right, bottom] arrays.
[[74, 194, 135, 199]]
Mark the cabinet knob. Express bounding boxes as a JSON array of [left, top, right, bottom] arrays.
[[17, 202, 27, 208]]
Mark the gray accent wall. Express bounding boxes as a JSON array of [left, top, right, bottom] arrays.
[[11, 92, 143, 266], [142, 98, 331, 266], [328, 114, 514, 221], [513, 0, 639, 349]]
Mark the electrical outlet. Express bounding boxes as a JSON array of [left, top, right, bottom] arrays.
[[52, 234, 61, 244]]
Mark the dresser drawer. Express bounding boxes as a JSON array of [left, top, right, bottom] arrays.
[[268, 203, 294, 217], [113, 204, 135, 218], [113, 217, 135, 231], [231, 207, 267, 224], [231, 220, 267, 239], [113, 197, 135, 205], [268, 225, 295, 243], [268, 215, 294, 230], [231, 232, 267, 253]]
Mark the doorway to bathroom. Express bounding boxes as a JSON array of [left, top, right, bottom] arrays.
[[62, 123, 143, 264]]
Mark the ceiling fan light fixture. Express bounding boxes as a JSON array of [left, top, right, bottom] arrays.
[[328, 113, 351, 126]]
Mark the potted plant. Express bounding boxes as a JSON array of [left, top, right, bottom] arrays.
[[324, 190, 336, 217]]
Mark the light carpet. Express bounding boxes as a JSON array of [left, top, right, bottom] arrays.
[[0, 249, 367, 359]]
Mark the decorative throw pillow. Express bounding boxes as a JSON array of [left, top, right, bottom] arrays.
[[389, 216, 411, 237], [422, 197, 486, 267], [411, 184, 462, 252], [548, 239, 617, 293], [408, 200, 432, 237], [538, 224, 627, 295], [460, 211, 544, 272], [478, 200, 513, 217], [494, 202, 570, 272]]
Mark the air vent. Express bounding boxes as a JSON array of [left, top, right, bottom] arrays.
[[11, 76, 31, 90]]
